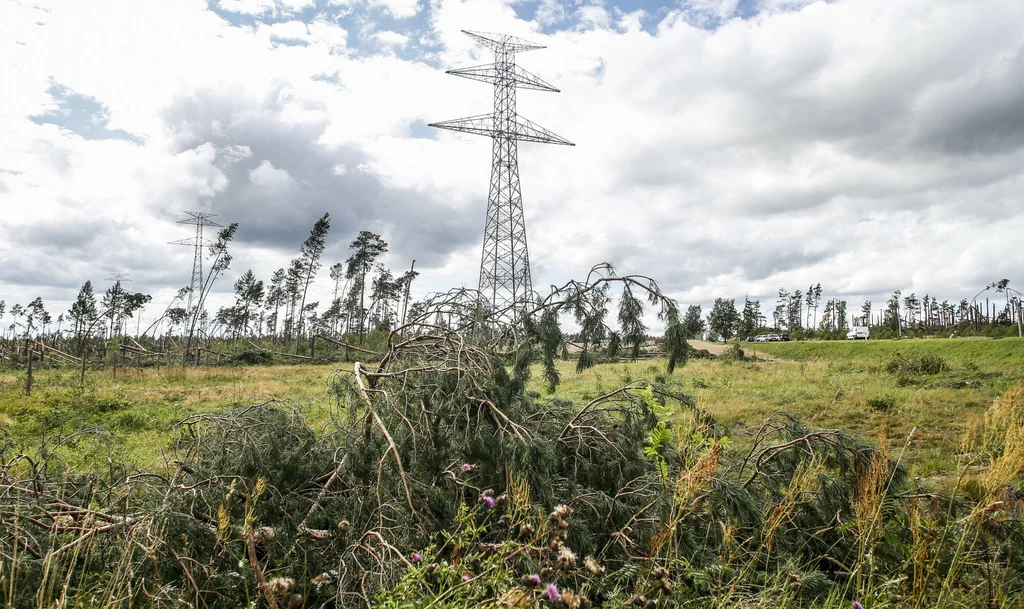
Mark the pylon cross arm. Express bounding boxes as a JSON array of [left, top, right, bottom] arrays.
[[461, 30, 545, 53], [428, 114, 574, 146], [446, 64, 560, 92]]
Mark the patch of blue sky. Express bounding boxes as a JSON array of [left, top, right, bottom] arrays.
[[511, 0, 671, 35], [206, 0, 778, 69], [408, 119, 438, 139], [207, 0, 435, 62], [29, 82, 143, 144]]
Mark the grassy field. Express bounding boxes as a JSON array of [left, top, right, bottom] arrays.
[[1, 337, 1021, 480], [533, 337, 1024, 480], [0, 365, 336, 469]]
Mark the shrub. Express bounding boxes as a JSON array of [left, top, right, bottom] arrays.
[[895, 375, 918, 387], [918, 354, 948, 374], [868, 394, 898, 412], [720, 343, 745, 361], [885, 353, 948, 376], [232, 347, 273, 365]]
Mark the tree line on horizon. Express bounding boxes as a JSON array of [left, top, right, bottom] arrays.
[[1, 224, 1022, 353], [679, 280, 1023, 342], [0, 213, 418, 359]]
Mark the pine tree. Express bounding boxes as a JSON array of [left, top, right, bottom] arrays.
[[284, 259, 303, 340], [345, 231, 388, 344], [230, 270, 265, 337], [266, 268, 286, 339], [708, 298, 739, 342], [681, 304, 705, 339], [774, 289, 789, 331], [183, 223, 238, 362], [295, 213, 330, 351], [812, 283, 823, 328], [25, 297, 48, 338], [886, 290, 902, 334], [787, 290, 803, 331], [805, 287, 815, 328], [69, 280, 99, 354], [740, 298, 760, 338]]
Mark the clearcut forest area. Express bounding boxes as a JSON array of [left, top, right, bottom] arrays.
[[3, 329, 1024, 608]]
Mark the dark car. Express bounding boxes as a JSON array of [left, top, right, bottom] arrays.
[[780, 333, 790, 341]]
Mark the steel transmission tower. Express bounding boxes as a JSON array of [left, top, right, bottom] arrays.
[[169, 212, 221, 313], [429, 30, 573, 322]]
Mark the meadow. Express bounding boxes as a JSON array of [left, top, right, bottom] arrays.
[[3, 337, 1020, 480]]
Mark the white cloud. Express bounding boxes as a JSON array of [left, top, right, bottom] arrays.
[[249, 159, 296, 191], [369, 0, 421, 19], [374, 30, 410, 47], [217, 0, 316, 16], [2, 0, 1023, 331]]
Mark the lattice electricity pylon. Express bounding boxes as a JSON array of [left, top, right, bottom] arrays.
[[429, 30, 573, 323], [169, 212, 221, 314], [106, 272, 131, 284]]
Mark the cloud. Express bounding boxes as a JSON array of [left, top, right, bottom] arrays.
[[374, 30, 410, 47], [216, 0, 316, 16], [160, 84, 479, 265], [369, 0, 421, 19], [1, 0, 1023, 332]]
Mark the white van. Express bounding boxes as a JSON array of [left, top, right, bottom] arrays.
[[846, 326, 870, 340]]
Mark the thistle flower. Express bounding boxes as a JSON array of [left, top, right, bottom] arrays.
[[268, 577, 295, 595], [584, 556, 604, 575], [460, 463, 474, 473], [462, 574, 472, 582], [557, 545, 577, 567], [479, 491, 495, 508], [546, 583, 561, 603], [852, 603, 864, 609], [521, 573, 542, 588], [410, 552, 423, 564]]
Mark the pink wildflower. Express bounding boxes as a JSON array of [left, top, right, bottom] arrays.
[[546, 583, 560, 603], [410, 552, 422, 564], [479, 491, 495, 508], [460, 463, 474, 473], [852, 603, 865, 609]]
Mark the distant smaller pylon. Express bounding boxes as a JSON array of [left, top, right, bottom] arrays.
[[169, 212, 221, 314]]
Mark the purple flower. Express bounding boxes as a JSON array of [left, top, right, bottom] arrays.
[[462, 574, 472, 582], [410, 552, 423, 564], [546, 583, 560, 603], [524, 574, 542, 587], [460, 463, 474, 473], [852, 603, 864, 609], [479, 491, 495, 508]]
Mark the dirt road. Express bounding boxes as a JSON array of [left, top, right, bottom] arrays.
[[689, 340, 773, 360]]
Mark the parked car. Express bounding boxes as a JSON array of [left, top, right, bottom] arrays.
[[846, 326, 870, 340], [780, 333, 790, 341]]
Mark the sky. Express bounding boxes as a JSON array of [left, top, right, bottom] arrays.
[[1, 0, 1023, 332]]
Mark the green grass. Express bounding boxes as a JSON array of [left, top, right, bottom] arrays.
[[3, 336, 1021, 480], [0, 365, 335, 469], [752, 336, 1024, 369], [534, 337, 1024, 480]]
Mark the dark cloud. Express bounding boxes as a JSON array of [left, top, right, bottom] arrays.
[[3, 214, 107, 253], [161, 86, 477, 267]]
